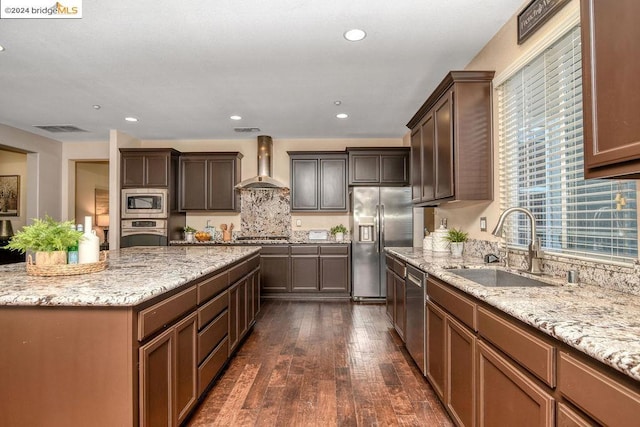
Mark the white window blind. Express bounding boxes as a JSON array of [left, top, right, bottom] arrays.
[[498, 26, 637, 263]]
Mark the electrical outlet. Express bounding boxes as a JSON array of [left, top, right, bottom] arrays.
[[296, 219, 302, 227], [480, 217, 487, 232]]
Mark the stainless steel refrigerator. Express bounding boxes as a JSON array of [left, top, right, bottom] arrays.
[[351, 187, 413, 300]]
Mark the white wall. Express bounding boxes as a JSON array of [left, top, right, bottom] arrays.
[[0, 124, 63, 223]]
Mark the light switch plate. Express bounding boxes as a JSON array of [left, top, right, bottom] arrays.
[[480, 217, 487, 232]]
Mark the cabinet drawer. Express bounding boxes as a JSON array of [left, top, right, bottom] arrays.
[[261, 246, 289, 255], [478, 307, 555, 387], [198, 336, 229, 395], [198, 291, 228, 329], [392, 258, 406, 277], [198, 310, 228, 364], [247, 255, 260, 272], [559, 352, 640, 426], [428, 278, 476, 330], [197, 271, 229, 304], [557, 402, 594, 427], [229, 260, 249, 284], [320, 245, 349, 255], [291, 245, 319, 255], [138, 286, 197, 341]]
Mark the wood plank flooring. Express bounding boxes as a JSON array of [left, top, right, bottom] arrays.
[[187, 300, 452, 427]]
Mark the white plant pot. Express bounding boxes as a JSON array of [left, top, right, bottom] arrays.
[[185, 232, 195, 243], [335, 232, 344, 241], [450, 242, 464, 257]]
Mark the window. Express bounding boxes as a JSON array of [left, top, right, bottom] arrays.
[[498, 26, 637, 263]]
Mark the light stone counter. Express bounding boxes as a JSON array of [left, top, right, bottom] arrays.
[[0, 246, 260, 307], [386, 247, 640, 382]]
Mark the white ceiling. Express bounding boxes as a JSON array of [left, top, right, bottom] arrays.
[[0, 0, 525, 143]]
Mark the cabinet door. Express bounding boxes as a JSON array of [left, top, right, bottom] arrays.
[[434, 91, 454, 200], [207, 158, 237, 211], [447, 316, 476, 427], [238, 279, 247, 339], [421, 114, 436, 202], [380, 153, 409, 185], [291, 256, 319, 291], [122, 154, 146, 187], [253, 270, 261, 317], [228, 282, 239, 352], [582, 0, 640, 178], [350, 154, 380, 184], [426, 300, 446, 401], [174, 312, 198, 426], [291, 159, 318, 210], [319, 157, 347, 211], [260, 255, 290, 293], [319, 256, 349, 292], [477, 340, 555, 427], [394, 274, 406, 340], [411, 127, 423, 203], [247, 273, 255, 325], [145, 154, 170, 187], [139, 328, 173, 427], [180, 158, 208, 210], [386, 268, 395, 322]]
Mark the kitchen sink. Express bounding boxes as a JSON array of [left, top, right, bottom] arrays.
[[446, 268, 554, 288]]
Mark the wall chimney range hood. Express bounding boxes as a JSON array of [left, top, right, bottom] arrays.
[[236, 135, 288, 189]]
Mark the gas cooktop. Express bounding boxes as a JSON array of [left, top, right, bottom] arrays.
[[235, 235, 289, 241]]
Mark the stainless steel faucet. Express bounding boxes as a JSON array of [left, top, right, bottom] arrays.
[[492, 207, 543, 274]]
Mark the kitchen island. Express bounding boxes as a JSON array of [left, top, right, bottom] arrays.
[[386, 247, 640, 426], [0, 246, 261, 427]]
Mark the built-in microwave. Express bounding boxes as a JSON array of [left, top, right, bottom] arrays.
[[121, 188, 169, 219]]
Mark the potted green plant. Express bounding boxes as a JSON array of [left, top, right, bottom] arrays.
[[184, 225, 197, 242], [3, 216, 83, 265], [445, 228, 469, 257], [330, 224, 348, 242]]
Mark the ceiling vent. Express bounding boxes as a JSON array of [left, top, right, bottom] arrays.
[[234, 127, 261, 133], [33, 125, 88, 133]]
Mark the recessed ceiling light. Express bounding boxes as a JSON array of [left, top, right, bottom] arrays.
[[230, 115, 242, 120], [93, 105, 101, 110], [336, 113, 349, 119], [0, 45, 5, 52], [334, 100, 342, 106], [344, 29, 366, 42], [124, 116, 139, 122]]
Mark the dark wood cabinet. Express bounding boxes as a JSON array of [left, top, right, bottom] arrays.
[[121, 149, 179, 188], [260, 246, 291, 293], [289, 152, 348, 212], [407, 71, 493, 205], [478, 340, 554, 427], [385, 268, 395, 321], [139, 311, 197, 427], [179, 153, 242, 212], [319, 245, 350, 292], [291, 246, 319, 292], [581, 0, 640, 178], [426, 300, 446, 402], [394, 272, 406, 340], [446, 315, 476, 427], [347, 147, 410, 186]]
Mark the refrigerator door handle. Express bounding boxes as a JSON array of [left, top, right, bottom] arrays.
[[375, 204, 380, 253], [380, 204, 385, 249]]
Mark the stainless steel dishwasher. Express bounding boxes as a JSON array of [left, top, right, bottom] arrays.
[[405, 264, 426, 375]]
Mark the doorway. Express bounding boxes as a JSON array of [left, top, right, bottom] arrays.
[[75, 161, 109, 246]]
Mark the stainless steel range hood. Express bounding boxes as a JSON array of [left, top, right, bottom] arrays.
[[236, 135, 288, 189]]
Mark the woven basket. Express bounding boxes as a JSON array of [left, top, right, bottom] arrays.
[[26, 251, 108, 277]]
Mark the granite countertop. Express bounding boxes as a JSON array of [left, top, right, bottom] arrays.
[[386, 247, 640, 382], [170, 239, 351, 245], [0, 246, 260, 307]]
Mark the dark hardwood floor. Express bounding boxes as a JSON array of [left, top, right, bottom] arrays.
[[187, 300, 452, 426]]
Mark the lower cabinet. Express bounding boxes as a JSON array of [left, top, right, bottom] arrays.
[[426, 300, 446, 401], [261, 244, 350, 297], [385, 268, 395, 322], [477, 340, 555, 427], [139, 311, 198, 427], [385, 258, 406, 340]]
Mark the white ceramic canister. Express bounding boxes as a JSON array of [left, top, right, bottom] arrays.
[[431, 225, 450, 254], [78, 216, 100, 264]]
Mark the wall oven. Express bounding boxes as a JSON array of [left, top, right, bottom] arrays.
[[121, 188, 168, 219], [120, 219, 168, 247]]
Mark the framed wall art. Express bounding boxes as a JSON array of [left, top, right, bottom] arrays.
[[0, 175, 19, 216]]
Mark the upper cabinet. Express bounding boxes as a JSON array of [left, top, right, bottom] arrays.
[[581, 0, 640, 178], [179, 153, 242, 212], [120, 148, 180, 188], [288, 152, 348, 212], [347, 147, 410, 186], [407, 71, 494, 206]]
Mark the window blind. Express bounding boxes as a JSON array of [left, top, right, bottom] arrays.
[[498, 26, 638, 263]]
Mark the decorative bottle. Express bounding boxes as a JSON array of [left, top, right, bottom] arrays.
[[67, 224, 79, 264], [78, 216, 100, 264]]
